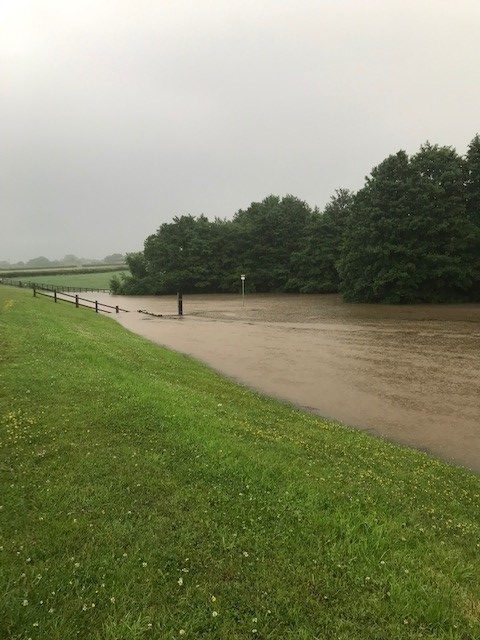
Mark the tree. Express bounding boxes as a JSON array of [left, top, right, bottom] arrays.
[[233, 195, 313, 291], [104, 253, 124, 264], [339, 151, 416, 302], [125, 196, 315, 296], [62, 255, 82, 265], [339, 146, 477, 303], [466, 134, 480, 223], [113, 135, 480, 301], [111, 251, 158, 294], [143, 215, 216, 293], [465, 134, 480, 298], [410, 143, 476, 301], [26, 256, 52, 268], [288, 189, 354, 292]]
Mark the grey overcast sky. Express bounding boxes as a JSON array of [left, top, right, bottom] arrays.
[[1, 0, 479, 261]]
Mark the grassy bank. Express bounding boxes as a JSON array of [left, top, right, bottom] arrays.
[[3, 270, 127, 290], [0, 286, 479, 640]]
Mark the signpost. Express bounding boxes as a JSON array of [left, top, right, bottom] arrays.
[[178, 245, 184, 316], [241, 274, 246, 307]]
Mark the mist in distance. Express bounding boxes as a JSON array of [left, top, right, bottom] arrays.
[[1, 0, 480, 261]]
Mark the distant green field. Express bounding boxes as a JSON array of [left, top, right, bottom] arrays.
[[5, 271, 128, 289], [0, 264, 126, 278]]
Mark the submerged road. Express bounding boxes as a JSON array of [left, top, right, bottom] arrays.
[[89, 293, 480, 472]]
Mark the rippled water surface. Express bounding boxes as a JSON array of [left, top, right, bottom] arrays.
[[90, 292, 480, 471]]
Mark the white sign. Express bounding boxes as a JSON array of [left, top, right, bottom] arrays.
[[240, 274, 245, 280]]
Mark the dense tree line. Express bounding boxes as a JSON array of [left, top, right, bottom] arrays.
[[112, 136, 480, 303]]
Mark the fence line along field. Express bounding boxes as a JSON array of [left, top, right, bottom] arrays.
[[2, 269, 128, 290], [1, 285, 479, 640]]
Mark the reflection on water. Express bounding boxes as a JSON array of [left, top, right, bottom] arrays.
[[89, 292, 480, 471]]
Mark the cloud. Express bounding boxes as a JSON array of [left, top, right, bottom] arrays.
[[1, 0, 479, 260]]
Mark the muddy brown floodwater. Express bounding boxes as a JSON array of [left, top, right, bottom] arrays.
[[89, 292, 480, 472]]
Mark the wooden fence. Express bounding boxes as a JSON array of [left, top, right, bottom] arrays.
[[33, 287, 129, 314], [1, 278, 184, 316]]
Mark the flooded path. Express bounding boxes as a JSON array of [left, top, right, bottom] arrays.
[[90, 293, 480, 471]]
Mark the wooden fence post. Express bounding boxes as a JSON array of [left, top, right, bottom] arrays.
[[54, 290, 57, 303], [115, 305, 119, 314], [177, 292, 183, 316], [95, 300, 98, 313], [75, 294, 79, 308], [33, 286, 36, 297]]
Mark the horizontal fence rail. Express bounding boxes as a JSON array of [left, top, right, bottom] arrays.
[[0, 279, 111, 293], [33, 287, 129, 315], [34, 289, 111, 313], [0, 279, 184, 316], [59, 291, 129, 312]]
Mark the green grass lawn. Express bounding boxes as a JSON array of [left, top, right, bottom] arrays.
[[0, 286, 479, 640], [4, 270, 128, 289]]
